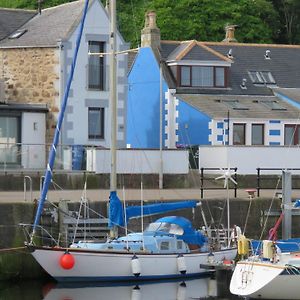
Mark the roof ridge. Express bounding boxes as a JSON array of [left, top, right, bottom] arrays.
[[203, 41, 300, 49], [42, 0, 85, 12], [175, 40, 197, 60]]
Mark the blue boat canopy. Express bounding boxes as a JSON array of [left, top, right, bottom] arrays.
[[153, 216, 207, 247]]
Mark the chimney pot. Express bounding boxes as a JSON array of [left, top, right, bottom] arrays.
[[223, 25, 238, 43], [141, 10, 161, 51]]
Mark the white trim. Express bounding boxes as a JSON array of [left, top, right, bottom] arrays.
[[167, 60, 231, 67]]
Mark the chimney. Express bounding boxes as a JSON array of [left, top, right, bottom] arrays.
[[141, 11, 161, 51], [223, 25, 238, 43]]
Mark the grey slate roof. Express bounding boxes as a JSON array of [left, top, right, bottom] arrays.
[[275, 88, 300, 104], [159, 41, 300, 97], [177, 94, 300, 119], [0, 1, 86, 48], [0, 8, 36, 41]]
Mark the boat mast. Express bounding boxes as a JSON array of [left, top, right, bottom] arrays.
[[109, 0, 118, 238], [110, 0, 117, 193]]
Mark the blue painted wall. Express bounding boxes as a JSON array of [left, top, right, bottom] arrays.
[[176, 98, 211, 146], [127, 47, 167, 148], [127, 47, 211, 148]]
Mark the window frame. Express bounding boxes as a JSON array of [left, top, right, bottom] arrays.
[[88, 107, 105, 140], [88, 41, 105, 90], [251, 123, 264, 145], [0, 114, 21, 165], [179, 65, 227, 88], [233, 123, 246, 145], [284, 124, 300, 145]]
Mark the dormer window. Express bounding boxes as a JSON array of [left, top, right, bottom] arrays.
[[179, 66, 226, 88]]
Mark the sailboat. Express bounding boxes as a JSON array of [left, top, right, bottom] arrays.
[[24, 0, 237, 282], [230, 171, 300, 299]]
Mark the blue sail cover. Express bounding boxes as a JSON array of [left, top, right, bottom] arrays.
[[108, 191, 124, 227], [125, 200, 198, 223], [108, 194, 198, 228]]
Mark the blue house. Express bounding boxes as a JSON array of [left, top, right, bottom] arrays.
[[127, 12, 300, 149]]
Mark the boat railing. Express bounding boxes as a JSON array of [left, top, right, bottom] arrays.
[[19, 223, 59, 246], [207, 227, 231, 249]]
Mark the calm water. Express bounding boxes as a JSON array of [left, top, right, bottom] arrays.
[[0, 274, 242, 300]]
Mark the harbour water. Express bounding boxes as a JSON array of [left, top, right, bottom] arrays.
[[0, 274, 241, 300]]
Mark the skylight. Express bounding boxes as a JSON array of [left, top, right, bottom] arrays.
[[220, 100, 249, 110], [248, 71, 276, 85], [257, 100, 286, 111], [8, 29, 27, 39]]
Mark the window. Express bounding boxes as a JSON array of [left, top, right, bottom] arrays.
[[221, 100, 248, 110], [177, 240, 183, 250], [0, 116, 20, 164], [248, 71, 276, 85], [160, 241, 170, 251], [180, 66, 226, 87], [285, 125, 300, 145], [233, 123, 245, 145], [88, 41, 105, 90], [9, 29, 27, 39], [215, 67, 225, 87], [88, 107, 104, 139], [252, 124, 264, 145], [259, 100, 286, 111]]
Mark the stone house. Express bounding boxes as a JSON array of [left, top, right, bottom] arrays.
[[0, 0, 128, 169]]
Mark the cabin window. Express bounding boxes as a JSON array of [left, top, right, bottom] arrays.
[[88, 107, 104, 139], [88, 41, 105, 90], [0, 115, 20, 164], [252, 124, 264, 145], [233, 123, 246, 145], [285, 125, 300, 145], [179, 66, 226, 87], [177, 240, 183, 250], [160, 241, 170, 251]]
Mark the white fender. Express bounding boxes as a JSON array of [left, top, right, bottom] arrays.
[[177, 254, 187, 274], [131, 255, 141, 276]]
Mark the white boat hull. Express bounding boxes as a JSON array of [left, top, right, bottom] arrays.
[[31, 247, 236, 282], [230, 260, 300, 299]]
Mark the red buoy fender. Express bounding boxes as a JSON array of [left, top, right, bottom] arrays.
[[59, 253, 75, 270]]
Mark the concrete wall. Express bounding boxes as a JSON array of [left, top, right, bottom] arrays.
[[86, 148, 189, 174], [199, 145, 300, 174]]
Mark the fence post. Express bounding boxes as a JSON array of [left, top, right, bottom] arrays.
[[200, 168, 204, 199], [234, 167, 238, 198], [257, 168, 260, 197]]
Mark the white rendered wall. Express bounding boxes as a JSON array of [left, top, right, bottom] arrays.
[[199, 146, 300, 174], [21, 112, 46, 168], [62, 0, 128, 148], [86, 149, 189, 174]]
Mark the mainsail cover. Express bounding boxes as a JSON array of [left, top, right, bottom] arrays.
[[109, 192, 198, 227]]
